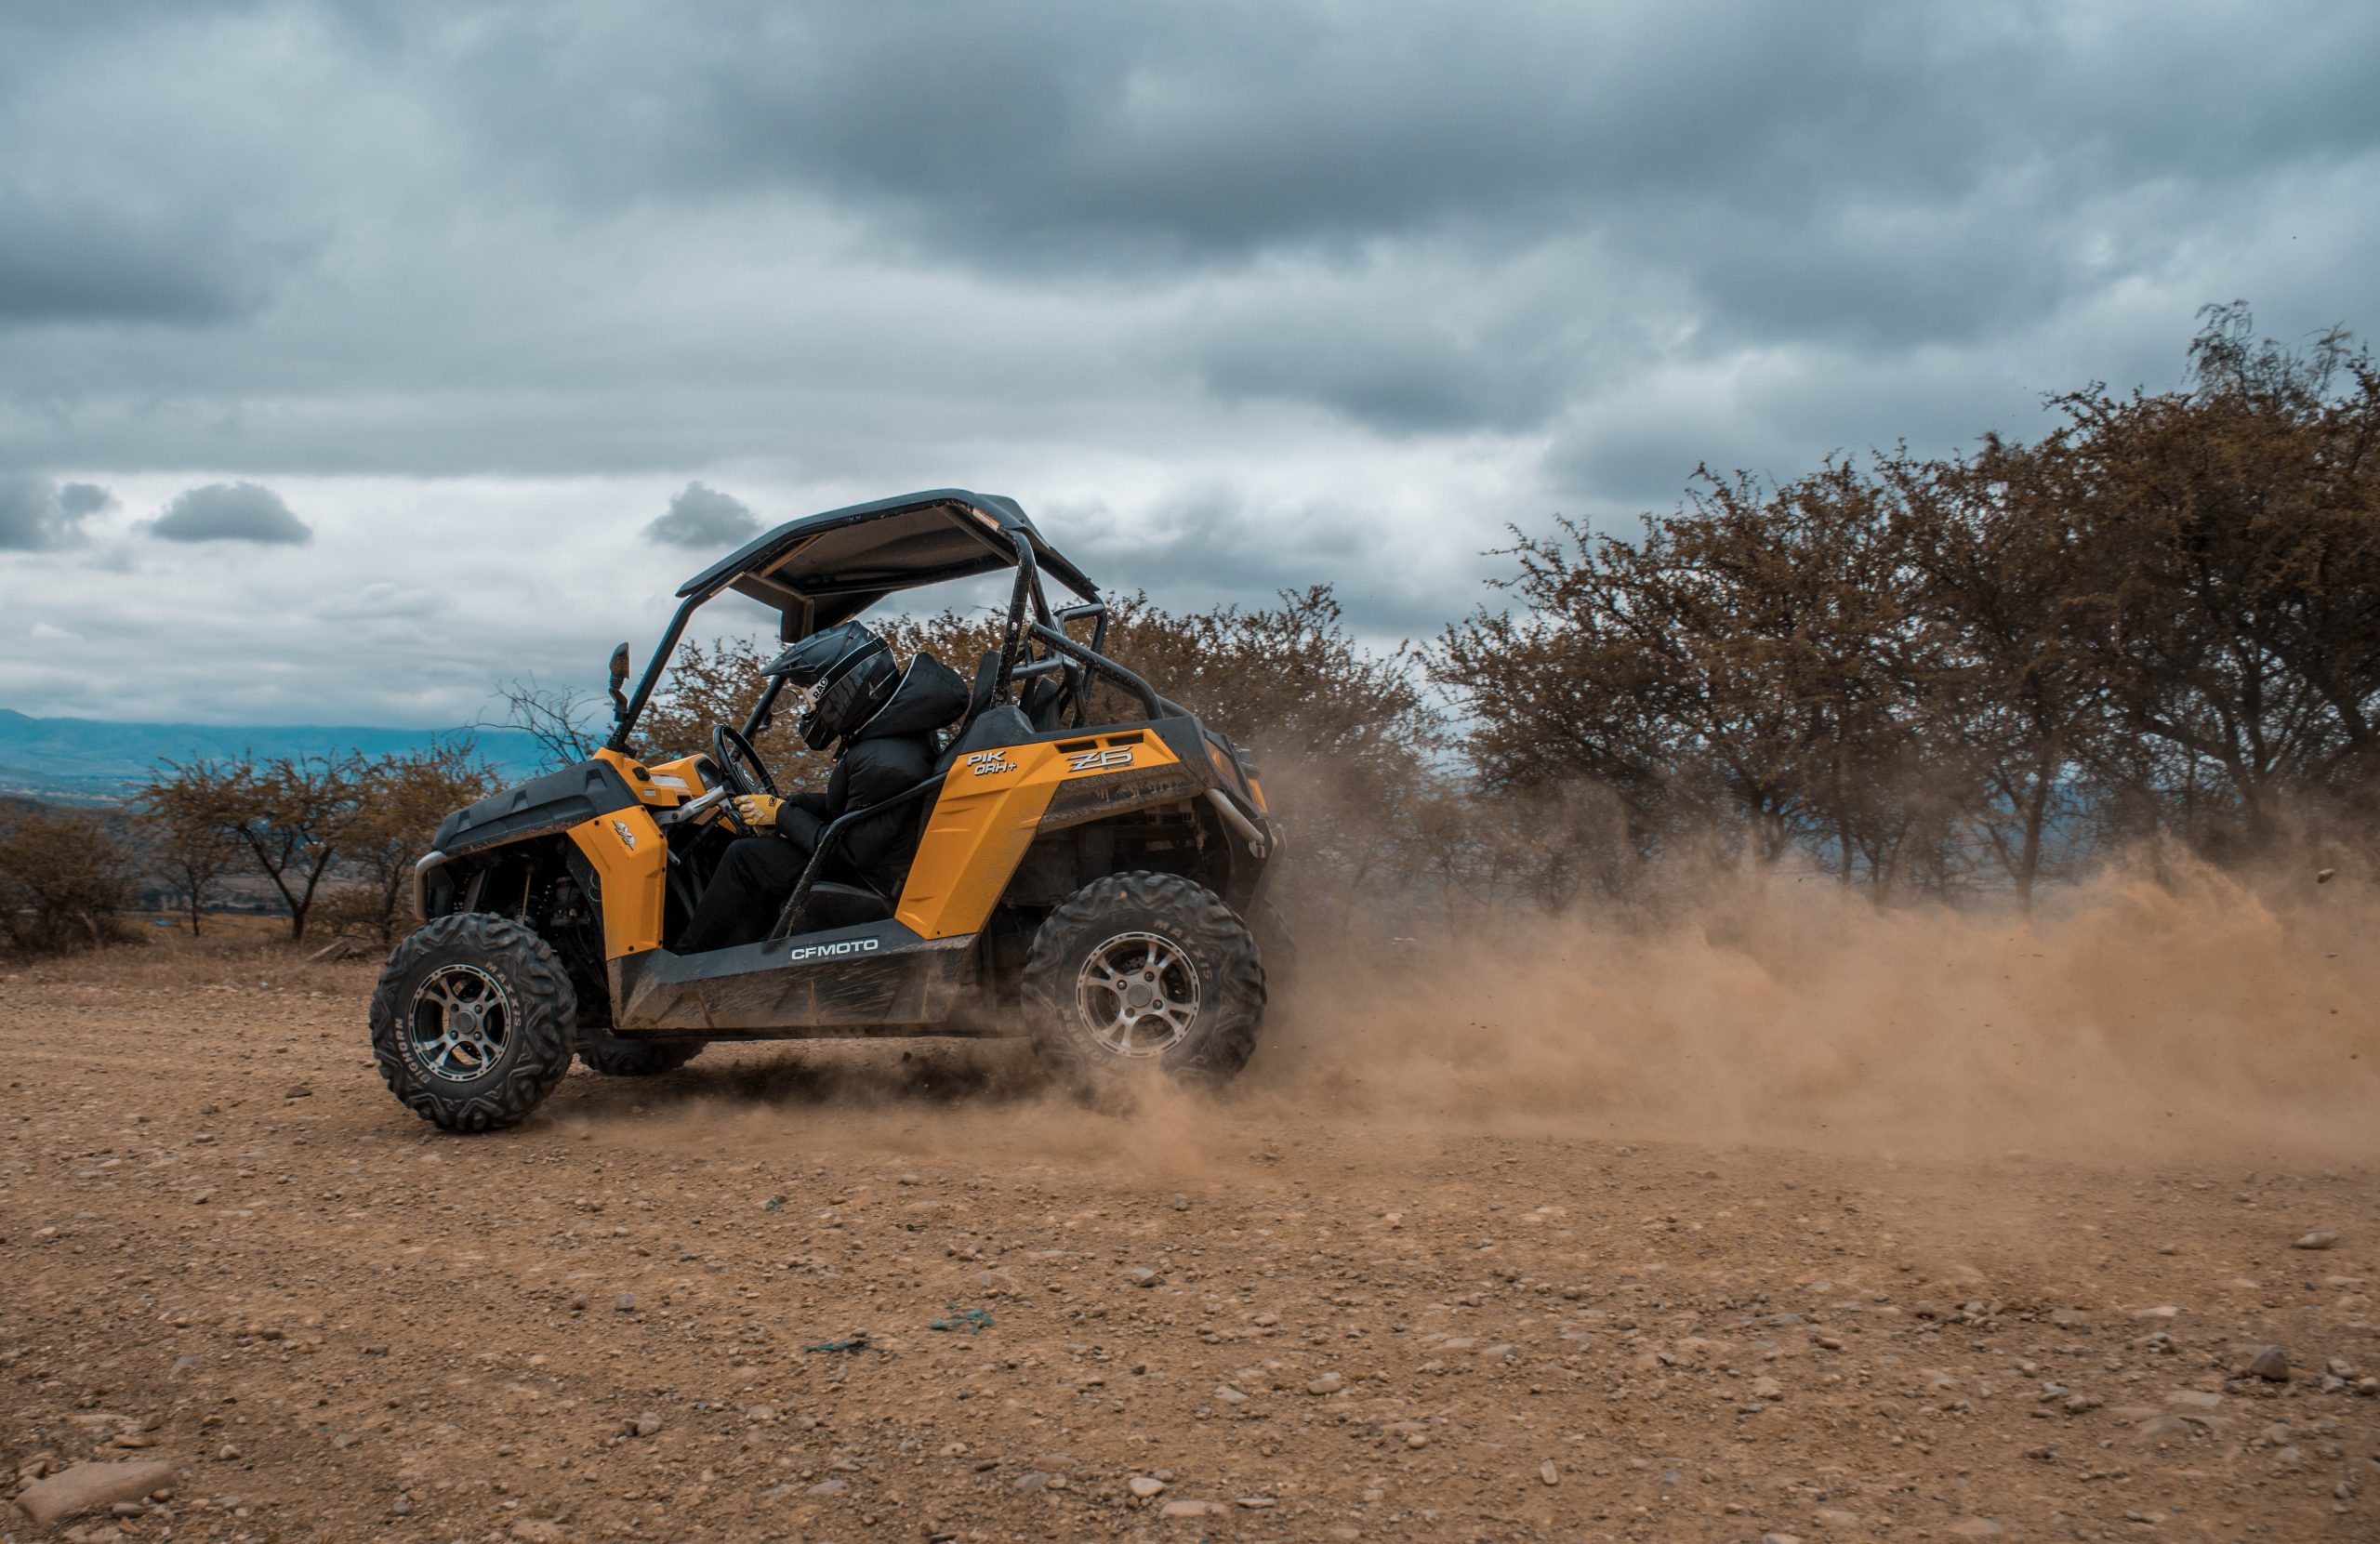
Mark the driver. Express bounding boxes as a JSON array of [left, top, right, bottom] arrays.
[[675, 622, 966, 953]]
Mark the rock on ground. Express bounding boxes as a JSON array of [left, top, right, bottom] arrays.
[[15, 1460, 176, 1526]]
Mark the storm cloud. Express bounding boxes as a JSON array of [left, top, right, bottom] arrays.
[[644, 482, 760, 548], [0, 2, 2375, 723], [0, 474, 111, 551], [149, 482, 311, 545]]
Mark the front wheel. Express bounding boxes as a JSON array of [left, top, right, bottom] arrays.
[[369, 913, 577, 1132], [1021, 872, 1266, 1087]]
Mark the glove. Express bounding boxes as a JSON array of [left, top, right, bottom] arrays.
[[729, 794, 783, 831]]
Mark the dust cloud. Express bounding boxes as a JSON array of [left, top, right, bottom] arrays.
[[1256, 854, 2380, 1164]]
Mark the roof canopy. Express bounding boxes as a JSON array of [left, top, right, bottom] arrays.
[[675, 489, 1100, 635]]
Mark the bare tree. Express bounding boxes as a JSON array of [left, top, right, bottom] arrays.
[[2043, 304, 2380, 847], [325, 740, 501, 944], [224, 753, 363, 943], [1435, 461, 1954, 890], [483, 675, 606, 770], [136, 759, 245, 934], [1886, 445, 2104, 904]]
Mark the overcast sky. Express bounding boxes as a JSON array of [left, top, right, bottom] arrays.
[[4, 0, 2376, 726]]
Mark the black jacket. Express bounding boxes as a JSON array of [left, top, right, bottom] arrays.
[[775, 653, 968, 891]]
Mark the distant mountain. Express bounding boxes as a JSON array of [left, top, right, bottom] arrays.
[[0, 708, 552, 803]]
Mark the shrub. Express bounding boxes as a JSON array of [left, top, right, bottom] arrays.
[[0, 803, 139, 955]]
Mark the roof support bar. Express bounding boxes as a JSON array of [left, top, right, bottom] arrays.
[[608, 590, 702, 753], [993, 530, 1040, 706]]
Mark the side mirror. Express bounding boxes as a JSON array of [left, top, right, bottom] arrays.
[[609, 642, 632, 722]]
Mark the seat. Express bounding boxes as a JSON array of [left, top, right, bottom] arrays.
[[957, 647, 1074, 734], [938, 649, 1038, 773], [934, 701, 1035, 774], [796, 878, 892, 931], [1021, 672, 1069, 730], [960, 649, 1001, 728]]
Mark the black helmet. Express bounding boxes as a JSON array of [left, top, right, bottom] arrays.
[[763, 622, 897, 750]]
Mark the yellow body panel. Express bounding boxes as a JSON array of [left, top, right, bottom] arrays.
[[566, 803, 668, 958], [595, 746, 708, 810], [895, 732, 1181, 940]]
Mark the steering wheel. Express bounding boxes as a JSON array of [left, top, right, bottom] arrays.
[[709, 724, 778, 837]]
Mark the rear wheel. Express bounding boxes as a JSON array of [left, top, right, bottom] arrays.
[[369, 913, 576, 1132], [1022, 872, 1265, 1087], [576, 1027, 707, 1077]]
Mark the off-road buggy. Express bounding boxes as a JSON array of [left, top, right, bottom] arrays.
[[370, 490, 1286, 1130]]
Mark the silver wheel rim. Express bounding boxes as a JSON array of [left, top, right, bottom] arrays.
[[407, 963, 514, 1084], [1076, 930, 1200, 1057]]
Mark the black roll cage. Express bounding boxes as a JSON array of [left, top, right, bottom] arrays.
[[597, 492, 1215, 942], [606, 493, 1161, 756]]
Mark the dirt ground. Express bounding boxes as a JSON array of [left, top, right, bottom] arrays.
[[5, 875, 2378, 1544]]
